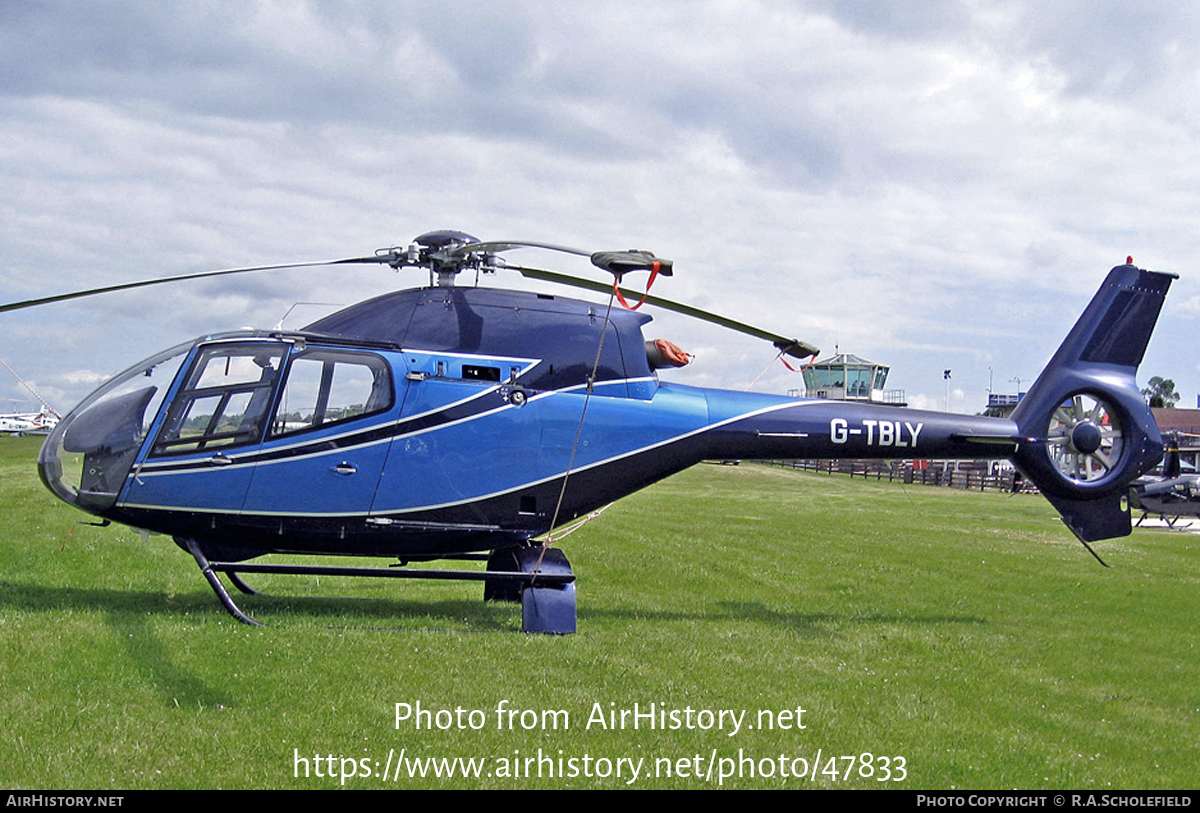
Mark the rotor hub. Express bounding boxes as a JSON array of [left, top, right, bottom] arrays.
[[409, 230, 482, 287], [1070, 421, 1103, 455]]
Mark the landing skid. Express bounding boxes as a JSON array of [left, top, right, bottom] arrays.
[[182, 539, 577, 634], [1135, 511, 1195, 530], [228, 571, 258, 595]]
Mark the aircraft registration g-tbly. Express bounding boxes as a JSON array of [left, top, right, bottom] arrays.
[[8, 232, 1175, 632]]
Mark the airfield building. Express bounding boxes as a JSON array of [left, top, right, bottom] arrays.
[[1151, 407, 1200, 471], [795, 352, 906, 405]]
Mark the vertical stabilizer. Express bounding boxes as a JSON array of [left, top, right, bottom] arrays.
[[1011, 264, 1175, 542]]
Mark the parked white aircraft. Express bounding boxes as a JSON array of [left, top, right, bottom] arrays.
[[0, 407, 59, 435], [0, 360, 61, 435]]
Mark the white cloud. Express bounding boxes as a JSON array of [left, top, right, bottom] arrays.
[[2, 1, 1198, 413]]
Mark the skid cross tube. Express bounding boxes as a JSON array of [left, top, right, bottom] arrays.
[[183, 539, 575, 631], [210, 561, 574, 585]]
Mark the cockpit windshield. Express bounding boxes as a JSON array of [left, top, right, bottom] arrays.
[[38, 341, 192, 511]]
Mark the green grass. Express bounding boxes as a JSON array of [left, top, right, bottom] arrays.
[[2, 436, 1198, 789]]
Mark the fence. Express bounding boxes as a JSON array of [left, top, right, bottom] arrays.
[[762, 459, 1031, 493]]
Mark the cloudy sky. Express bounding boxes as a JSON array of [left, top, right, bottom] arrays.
[[3, 1, 1199, 418]]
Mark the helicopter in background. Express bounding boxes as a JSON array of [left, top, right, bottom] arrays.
[[0, 408, 59, 436], [0, 360, 61, 436], [1130, 433, 1200, 528], [2, 231, 1176, 633]]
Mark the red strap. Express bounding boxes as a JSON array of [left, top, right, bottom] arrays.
[[779, 352, 816, 372], [613, 262, 660, 310]]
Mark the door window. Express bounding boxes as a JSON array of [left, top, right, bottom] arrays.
[[270, 349, 393, 438]]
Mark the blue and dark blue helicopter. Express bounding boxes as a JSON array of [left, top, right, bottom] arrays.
[[4, 231, 1175, 632]]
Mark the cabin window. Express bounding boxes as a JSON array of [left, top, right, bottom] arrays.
[[151, 344, 286, 455], [269, 349, 393, 438]]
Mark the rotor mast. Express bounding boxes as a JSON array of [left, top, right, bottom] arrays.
[[390, 230, 485, 288]]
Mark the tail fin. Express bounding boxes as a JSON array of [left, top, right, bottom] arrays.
[[1011, 263, 1175, 542], [1163, 433, 1182, 480]]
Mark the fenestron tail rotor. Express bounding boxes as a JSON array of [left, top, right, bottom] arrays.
[[1046, 394, 1125, 485], [1, 231, 818, 360]]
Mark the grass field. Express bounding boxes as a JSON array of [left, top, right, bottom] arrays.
[[2, 434, 1197, 789]]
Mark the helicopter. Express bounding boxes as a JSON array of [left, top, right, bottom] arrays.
[[0, 359, 61, 436], [3, 231, 1176, 633], [1130, 433, 1200, 528], [0, 408, 59, 436]]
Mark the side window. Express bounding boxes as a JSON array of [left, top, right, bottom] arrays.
[[270, 349, 392, 438], [152, 345, 285, 455]]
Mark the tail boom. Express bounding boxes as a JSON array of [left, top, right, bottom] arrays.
[[700, 263, 1174, 545]]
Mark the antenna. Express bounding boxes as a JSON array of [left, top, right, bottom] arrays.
[[0, 358, 60, 418]]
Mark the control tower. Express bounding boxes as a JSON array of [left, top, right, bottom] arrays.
[[797, 352, 905, 405]]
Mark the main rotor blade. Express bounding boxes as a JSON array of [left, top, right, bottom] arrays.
[[450, 242, 673, 278], [0, 255, 392, 314], [448, 240, 592, 260], [512, 265, 820, 359]]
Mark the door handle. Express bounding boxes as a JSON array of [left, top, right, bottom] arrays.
[[332, 462, 357, 476]]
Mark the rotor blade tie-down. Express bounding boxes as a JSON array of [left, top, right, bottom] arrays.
[[611, 261, 661, 311], [779, 349, 818, 373], [745, 345, 815, 391], [535, 289, 622, 579]]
